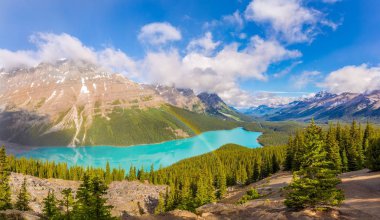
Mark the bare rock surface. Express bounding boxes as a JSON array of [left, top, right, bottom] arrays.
[[9, 173, 166, 218]]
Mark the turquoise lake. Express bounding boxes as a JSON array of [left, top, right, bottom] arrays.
[[16, 127, 261, 171]]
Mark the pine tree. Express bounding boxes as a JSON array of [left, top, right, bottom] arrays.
[[272, 153, 280, 173], [363, 121, 373, 157], [61, 188, 74, 220], [285, 137, 294, 171], [105, 161, 112, 184], [195, 176, 208, 208], [252, 159, 260, 182], [215, 169, 227, 199], [154, 193, 166, 214], [325, 125, 342, 172], [43, 190, 60, 219], [367, 138, 380, 171], [178, 178, 192, 210], [90, 176, 113, 219], [15, 178, 30, 211], [285, 120, 344, 209], [0, 146, 12, 210], [128, 166, 137, 181], [73, 173, 92, 219], [341, 148, 349, 172]]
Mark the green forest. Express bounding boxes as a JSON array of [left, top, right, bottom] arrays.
[[1, 120, 380, 219]]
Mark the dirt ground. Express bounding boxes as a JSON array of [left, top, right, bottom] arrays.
[[338, 169, 380, 220]]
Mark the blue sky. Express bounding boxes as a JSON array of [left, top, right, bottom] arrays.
[[1, 0, 380, 107]]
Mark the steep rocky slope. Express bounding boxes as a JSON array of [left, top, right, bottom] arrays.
[[0, 60, 244, 147], [197, 92, 249, 121]]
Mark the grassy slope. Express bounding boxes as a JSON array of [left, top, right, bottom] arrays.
[[84, 105, 244, 146], [1, 104, 307, 147]]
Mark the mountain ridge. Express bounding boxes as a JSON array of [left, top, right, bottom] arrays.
[[0, 60, 246, 147], [243, 91, 380, 122]]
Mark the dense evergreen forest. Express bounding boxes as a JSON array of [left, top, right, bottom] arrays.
[[1, 120, 380, 218]]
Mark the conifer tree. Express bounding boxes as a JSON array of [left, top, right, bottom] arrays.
[[15, 178, 30, 211], [363, 121, 373, 157], [285, 137, 294, 171], [90, 176, 113, 219], [154, 193, 166, 214], [0, 146, 12, 210], [367, 138, 380, 171], [61, 188, 74, 220], [178, 178, 192, 210], [285, 120, 344, 209], [105, 161, 112, 184], [272, 153, 280, 173], [128, 166, 137, 181], [215, 169, 227, 199], [326, 125, 342, 171], [73, 173, 92, 218], [43, 190, 60, 219]]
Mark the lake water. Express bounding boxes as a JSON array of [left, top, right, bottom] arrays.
[[16, 127, 261, 171]]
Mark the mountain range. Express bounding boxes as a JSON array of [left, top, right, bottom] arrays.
[[0, 60, 245, 147], [243, 91, 380, 122]]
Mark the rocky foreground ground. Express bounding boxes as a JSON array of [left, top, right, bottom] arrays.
[[1, 169, 379, 220], [131, 169, 380, 220], [6, 173, 165, 219]]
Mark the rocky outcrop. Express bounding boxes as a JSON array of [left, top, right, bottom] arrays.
[[9, 173, 166, 217]]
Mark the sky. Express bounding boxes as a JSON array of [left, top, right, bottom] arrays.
[[1, 0, 380, 108]]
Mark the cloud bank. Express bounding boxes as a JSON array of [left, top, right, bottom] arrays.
[[320, 64, 380, 94], [0, 31, 301, 108], [138, 22, 182, 45], [244, 0, 337, 43]]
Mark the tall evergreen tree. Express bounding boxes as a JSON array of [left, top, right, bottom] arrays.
[[15, 178, 30, 211], [325, 125, 342, 171], [61, 188, 74, 220], [367, 138, 380, 171], [272, 153, 280, 173], [73, 173, 92, 219], [105, 162, 112, 184], [43, 190, 60, 219], [90, 176, 114, 220], [0, 146, 12, 210], [285, 120, 344, 209]]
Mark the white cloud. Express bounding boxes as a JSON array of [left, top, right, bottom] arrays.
[[222, 10, 244, 29], [0, 32, 301, 108], [244, 0, 336, 43], [138, 22, 181, 45], [141, 35, 301, 107], [320, 64, 380, 94], [0, 33, 138, 79], [293, 70, 321, 89], [186, 32, 221, 55]]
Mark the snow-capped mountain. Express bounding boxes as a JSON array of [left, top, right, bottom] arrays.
[[249, 91, 380, 122], [0, 60, 243, 147]]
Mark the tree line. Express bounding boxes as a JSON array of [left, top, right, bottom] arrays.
[[150, 144, 285, 212], [0, 146, 115, 219], [285, 120, 380, 173], [284, 120, 380, 209], [1, 119, 380, 216]]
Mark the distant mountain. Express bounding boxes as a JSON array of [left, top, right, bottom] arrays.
[[0, 60, 244, 147], [242, 105, 278, 118], [197, 92, 249, 121], [250, 91, 380, 122]]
